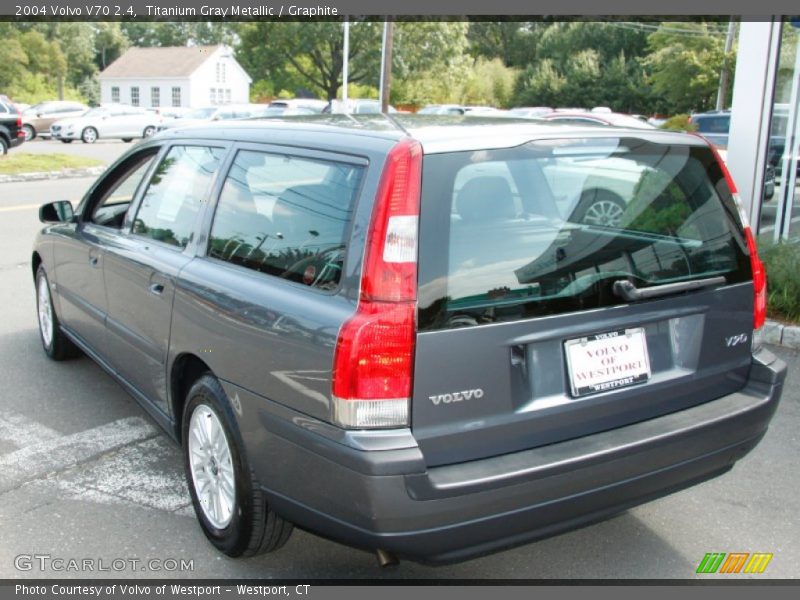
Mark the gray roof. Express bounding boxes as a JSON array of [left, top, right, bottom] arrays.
[[99, 45, 224, 79], [154, 115, 705, 155]]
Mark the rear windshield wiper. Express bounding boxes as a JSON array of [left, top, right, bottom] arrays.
[[613, 276, 727, 302]]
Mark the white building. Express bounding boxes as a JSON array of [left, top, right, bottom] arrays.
[[98, 45, 252, 109]]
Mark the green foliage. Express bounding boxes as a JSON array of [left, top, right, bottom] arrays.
[[236, 21, 381, 101], [660, 114, 697, 131], [0, 153, 103, 175], [467, 21, 534, 67], [759, 242, 800, 323], [457, 58, 517, 107], [643, 22, 732, 113], [512, 22, 655, 112]]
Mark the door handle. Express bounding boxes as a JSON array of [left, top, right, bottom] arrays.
[[148, 283, 165, 296], [89, 256, 99, 267]]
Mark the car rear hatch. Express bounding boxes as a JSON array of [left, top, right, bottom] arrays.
[[413, 134, 759, 467]]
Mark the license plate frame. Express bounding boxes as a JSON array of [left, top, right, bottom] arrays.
[[564, 328, 651, 398]]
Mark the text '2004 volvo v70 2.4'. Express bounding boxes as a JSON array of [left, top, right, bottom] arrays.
[[31, 115, 786, 564]]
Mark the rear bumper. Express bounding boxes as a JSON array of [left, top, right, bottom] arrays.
[[9, 136, 24, 149], [242, 347, 786, 564]]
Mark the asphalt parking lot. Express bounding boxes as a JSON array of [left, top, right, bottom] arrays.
[[0, 174, 798, 580]]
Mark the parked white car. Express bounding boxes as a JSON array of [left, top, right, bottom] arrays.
[[157, 104, 268, 131], [50, 105, 163, 144]]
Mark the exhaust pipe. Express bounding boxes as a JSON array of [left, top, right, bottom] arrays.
[[375, 549, 399, 568]]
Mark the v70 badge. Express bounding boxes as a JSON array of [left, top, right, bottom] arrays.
[[725, 333, 749, 347]]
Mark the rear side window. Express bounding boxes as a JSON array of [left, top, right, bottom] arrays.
[[695, 116, 729, 134], [208, 150, 364, 290], [418, 137, 750, 330], [132, 145, 224, 248]]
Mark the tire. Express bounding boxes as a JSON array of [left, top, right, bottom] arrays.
[[182, 374, 293, 557], [81, 127, 98, 144], [142, 126, 156, 138], [121, 138, 133, 143], [22, 125, 36, 142], [35, 266, 81, 360], [0, 137, 7, 155], [573, 188, 626, 227], [61, 139, 73, 144]]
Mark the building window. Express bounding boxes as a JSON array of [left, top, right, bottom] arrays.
[[150, 87, 160, 107], [216, 62, 226, 83], [171, 87, 181, 107], [225, 89, 231, 104], [130, 86, 139, 107], [209, 88, 217, 105], [111, 86, 120, 103]]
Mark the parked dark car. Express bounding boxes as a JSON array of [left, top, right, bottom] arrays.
[[0, 94, 25, 154], [690, 108, 797, 176], [32, 116, 786, 564]]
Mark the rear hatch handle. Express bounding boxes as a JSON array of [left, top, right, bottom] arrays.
[[613, 276, 727, 302]]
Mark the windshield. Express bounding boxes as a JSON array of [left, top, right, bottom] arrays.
[[184, 108, 217, 119], [84, 108, 107, 118], [417, 137, 750, 330]]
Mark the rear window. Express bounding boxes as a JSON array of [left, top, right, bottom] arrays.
[[418, 137, 751, 331]]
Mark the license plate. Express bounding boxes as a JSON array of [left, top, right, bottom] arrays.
[[564, 328, 651, 397]]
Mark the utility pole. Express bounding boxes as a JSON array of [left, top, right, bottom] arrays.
[[716, 19, 737, 111], [342, 19, 350, 108], [379, 21, 394, 113]]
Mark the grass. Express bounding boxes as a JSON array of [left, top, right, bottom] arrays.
[[759, 241, 800, 324], [0, 152, 103, 176]]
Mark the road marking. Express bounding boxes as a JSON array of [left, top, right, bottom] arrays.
[[58, 437, 192, 514], [0, 416, 157, 493], [0, 203, 41, 213], [0, 410, 60, 449]]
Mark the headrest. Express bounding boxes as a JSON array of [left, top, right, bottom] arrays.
[[456, 176, 516, 222]]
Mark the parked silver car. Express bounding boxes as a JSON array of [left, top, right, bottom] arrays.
[[22, 100, 88, 141], [50, 104, 162, 143]]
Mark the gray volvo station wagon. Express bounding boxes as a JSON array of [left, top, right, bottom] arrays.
[[32, 116, 786, 564]]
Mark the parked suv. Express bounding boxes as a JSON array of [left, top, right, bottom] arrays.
[[0, 94, 25, 154], [31, 116, 786, 563], [690, 109, 796, 176], [22, 100, 88, 141]]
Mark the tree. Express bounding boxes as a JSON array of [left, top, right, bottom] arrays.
[[644, 22, 732, 113], [94, 23, 129, 70], [467, 21, 549, 68], [237, 21, 382, 101], [120, 22, 193, 47]]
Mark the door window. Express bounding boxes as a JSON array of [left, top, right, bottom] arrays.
[[132, 146, 225, 249], [87, 151, 158, 229], [208, 149, 364, 289]]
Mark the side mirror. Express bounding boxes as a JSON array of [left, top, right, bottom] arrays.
[[39, 201, 75, 224]]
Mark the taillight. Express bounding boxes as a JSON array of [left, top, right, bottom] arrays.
[[745, 227, 767, 330], [331, 138, 422, 428], [16, 115, 23, 136], [706, 140, 767, 330]]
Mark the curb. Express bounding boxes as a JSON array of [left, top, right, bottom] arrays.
[[758, 319, 800, 349], [0, 166, 106, 184]]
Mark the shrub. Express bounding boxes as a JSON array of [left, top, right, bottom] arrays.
[[759, 241, 800, 323], [660, 114, 697, 132]]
